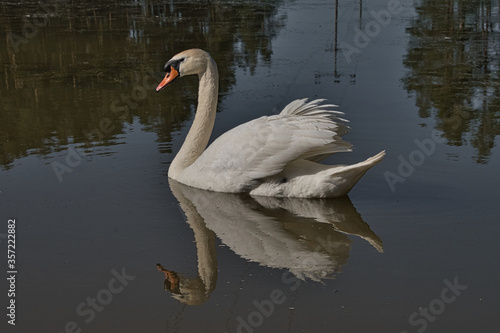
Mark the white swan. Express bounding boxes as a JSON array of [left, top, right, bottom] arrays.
[[157, 48, 385, 198]]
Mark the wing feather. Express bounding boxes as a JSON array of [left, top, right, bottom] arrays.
[[186, 99, 352, 191]]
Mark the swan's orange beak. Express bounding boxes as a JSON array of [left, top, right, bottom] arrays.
[[156, 67, 179, 92]]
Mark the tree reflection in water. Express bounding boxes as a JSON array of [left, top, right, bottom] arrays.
[[402, 0, 500, 163], [0, 0, 286, 169]]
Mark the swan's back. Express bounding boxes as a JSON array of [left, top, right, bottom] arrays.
[[176, 99, 384, 197]]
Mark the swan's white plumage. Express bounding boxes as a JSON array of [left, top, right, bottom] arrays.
[[180, 99, 352, 192], [159, 49, 385, 198]]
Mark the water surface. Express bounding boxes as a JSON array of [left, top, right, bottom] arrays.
[[1, 0, 499, 332]]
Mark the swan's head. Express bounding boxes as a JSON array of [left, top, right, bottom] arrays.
[[156, 48, 213, 92]]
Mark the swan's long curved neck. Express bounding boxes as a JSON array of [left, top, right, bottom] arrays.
[[169, 58, 219, 179]]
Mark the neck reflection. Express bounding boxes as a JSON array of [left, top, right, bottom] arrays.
[[159, 179, 383, 305]]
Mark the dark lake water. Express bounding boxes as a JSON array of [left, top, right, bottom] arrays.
[[1, 0, 499, 332]]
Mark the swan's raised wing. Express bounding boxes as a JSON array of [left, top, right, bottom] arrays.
[[182, 99, 352, 192]]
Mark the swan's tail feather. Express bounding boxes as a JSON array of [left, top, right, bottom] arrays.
[[324, 150, 385, 197], [251, 151, 386, 198], [354, 150, 386, 167]]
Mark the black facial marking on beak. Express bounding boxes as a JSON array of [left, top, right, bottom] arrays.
[[163, 58, 184, 73], [156, 58, 184, 92]]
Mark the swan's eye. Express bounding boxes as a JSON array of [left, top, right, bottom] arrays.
[[157, 59, 183, 92], [164, 58, 185, 73]]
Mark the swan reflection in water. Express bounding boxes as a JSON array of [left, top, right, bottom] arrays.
[[158, 179, 383, 305]]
